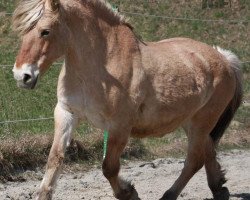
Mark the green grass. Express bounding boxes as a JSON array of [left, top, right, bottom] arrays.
[[0, 65, 59, 136], [0, 0, 15, 13]]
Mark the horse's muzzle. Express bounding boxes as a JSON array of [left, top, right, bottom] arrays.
[[13, 63, 40, 90], [17, 74, 39, 89]]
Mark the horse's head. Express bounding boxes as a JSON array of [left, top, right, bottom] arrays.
[[12, 0, 69, 89]]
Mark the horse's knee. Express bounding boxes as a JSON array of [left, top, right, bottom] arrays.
[[190, 160, 204, 171], [47, 150, 65, 169], [184, 156, 204, 173], [102, 160, 120, 179], [185, 136, 206, 172]]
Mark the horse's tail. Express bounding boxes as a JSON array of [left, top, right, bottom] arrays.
[[210, 47, 243, 144]]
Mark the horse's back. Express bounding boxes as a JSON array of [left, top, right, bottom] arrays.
[[141, 37, 234, 103]]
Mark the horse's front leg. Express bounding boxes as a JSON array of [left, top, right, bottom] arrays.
[[102, 129, 140, 200], [36, 103, 78, 200]]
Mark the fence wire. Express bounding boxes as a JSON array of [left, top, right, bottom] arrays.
[[120, 11, 250, 23], [0, 117, 54, 125], [0, 63, 63, 68], [1, 10, 250, 23], [1, 61, 249, 69]]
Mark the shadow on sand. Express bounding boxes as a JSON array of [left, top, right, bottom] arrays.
[[230, 193, 250, 200], [204, 193, 250, 200]]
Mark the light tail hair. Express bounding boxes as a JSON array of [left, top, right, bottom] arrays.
[[210, 47, 243, 143]]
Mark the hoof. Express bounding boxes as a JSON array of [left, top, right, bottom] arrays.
[[116, 183, 140, 200], [35, 194, 52, 200], [35, 188, 53, 200], [213, 187, 230, 200], [159, 190, 177, 200]]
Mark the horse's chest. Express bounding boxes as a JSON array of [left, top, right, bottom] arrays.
[[84, 101, 107, 129], [58, 93, 107, 129]]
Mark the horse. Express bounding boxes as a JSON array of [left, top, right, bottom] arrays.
[[12, 0, 243, 199]]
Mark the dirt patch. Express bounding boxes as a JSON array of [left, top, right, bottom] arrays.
[[0, 133, 150, 182], [1, 128, 250, 183], [0, 150, 249, 200]]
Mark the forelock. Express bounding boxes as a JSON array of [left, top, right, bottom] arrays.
[[12, 0, 46, 35]]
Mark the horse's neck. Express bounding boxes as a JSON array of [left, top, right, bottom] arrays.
[[64, 14, 139, 81], [60, 2, 140, 102]]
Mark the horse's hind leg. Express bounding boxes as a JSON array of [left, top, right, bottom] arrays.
[[36, 103, 78, 200], [160, 126, 208, 200], [102, 128, 140, 200], [205, 139, 229, 200], [160, 105, 231, 199]]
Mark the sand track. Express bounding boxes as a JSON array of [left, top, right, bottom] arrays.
[[1, 150, 250, 200]]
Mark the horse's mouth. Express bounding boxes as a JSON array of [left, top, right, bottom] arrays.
[[17, 76, 39, 90]]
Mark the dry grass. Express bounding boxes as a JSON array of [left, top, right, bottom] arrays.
[[0, 134, 52, 182], [221, 128, 250, 148], [1, 126, 248, 182], [0, 130, 150, 182]]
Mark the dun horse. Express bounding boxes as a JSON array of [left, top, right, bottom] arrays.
[[12, 0, 242, 199]]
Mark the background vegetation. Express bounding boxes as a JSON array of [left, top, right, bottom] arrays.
[[0, 0, 249, 180]]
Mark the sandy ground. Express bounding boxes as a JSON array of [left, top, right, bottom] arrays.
[[0, 150, 250, 200]]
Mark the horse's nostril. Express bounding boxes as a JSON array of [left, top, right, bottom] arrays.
[[23, 73, 32, 84]]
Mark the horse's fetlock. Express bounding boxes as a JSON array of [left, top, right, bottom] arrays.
[[213, 187, 230, 200], [115, 183, 139, 200], [209, 175, 227, 193], [219, 176, 227, 186], [36, 187, 53, 200]]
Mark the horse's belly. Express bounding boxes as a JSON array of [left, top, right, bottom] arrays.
[[131, 92, 207, 138], [131, 110, 188, 138]]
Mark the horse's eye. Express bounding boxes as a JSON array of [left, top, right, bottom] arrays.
[[40, 29, 50, 38]]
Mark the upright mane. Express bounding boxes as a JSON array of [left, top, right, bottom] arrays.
[[13, 0, 131, 35], [13, 0, 45, 35], [89, 0, 126, 23]]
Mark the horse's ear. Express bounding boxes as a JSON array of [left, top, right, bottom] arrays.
[[47, 0, 60, 12]]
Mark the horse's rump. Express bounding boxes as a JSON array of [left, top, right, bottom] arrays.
[[133, 38, 237, 138]]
